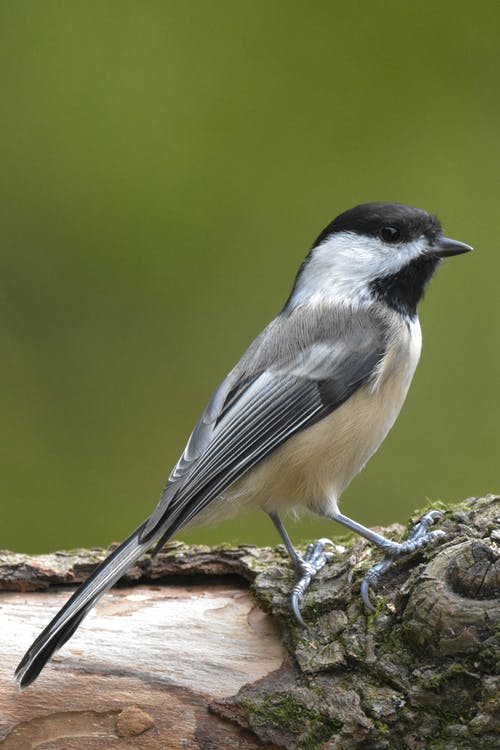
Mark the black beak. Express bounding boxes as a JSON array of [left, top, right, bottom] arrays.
[[434, 236, 473, 258]]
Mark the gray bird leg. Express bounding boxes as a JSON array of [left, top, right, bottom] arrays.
[[269, 509, 445, 623], [329, 509, 446, 611], [269, 512, 336, 626]]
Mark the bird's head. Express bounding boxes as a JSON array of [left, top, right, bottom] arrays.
[[288, 202, 472, 317]]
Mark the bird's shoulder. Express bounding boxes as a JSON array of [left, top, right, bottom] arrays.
[[167, 302, 402, 486], [235, 301, 393, 380]]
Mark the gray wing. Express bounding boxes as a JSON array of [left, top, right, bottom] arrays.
[[167, 367, 242, 484], [140, 307, 387, 545]]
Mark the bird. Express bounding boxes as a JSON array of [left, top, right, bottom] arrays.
[[15, 202, 472, 688]]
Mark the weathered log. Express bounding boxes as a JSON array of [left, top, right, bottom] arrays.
[[0, 496, 498, 749]]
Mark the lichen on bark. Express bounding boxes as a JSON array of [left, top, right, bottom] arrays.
[[213, 495, 500, 750]]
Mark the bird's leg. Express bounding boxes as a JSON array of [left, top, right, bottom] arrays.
[[328, 509, 446, 611], [269, 512, 336, 626]]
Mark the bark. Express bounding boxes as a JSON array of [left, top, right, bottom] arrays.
[[0, 495, 498, 750]]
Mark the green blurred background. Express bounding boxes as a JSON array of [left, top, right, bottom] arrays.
[[1, 2, 498, 554]]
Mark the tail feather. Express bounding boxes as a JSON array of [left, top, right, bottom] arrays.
[[15, 523, 153, 688]]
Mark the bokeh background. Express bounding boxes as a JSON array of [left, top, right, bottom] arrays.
[[1, 2, 498, 553]]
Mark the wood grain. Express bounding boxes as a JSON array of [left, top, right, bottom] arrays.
[[0, 580, 284, 749]]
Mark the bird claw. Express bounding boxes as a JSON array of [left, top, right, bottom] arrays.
[[360, 559, 393, 612], [290, 539, 335, 626], [361, 510, 446, 611]]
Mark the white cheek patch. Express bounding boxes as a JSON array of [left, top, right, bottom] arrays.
[[290, 231, 428, 308]]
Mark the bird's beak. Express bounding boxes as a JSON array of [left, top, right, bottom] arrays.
[[434, 236, 473, 258]]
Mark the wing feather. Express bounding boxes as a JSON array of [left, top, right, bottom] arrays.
[[140, 307, 387, 544]]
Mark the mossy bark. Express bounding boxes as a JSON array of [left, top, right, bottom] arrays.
[[1, 495, 498, 749], [214, 495, 500, 749]]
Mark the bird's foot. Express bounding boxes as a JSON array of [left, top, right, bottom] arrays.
[[361, 510, 446, 611], [290, 538, 336, 626]]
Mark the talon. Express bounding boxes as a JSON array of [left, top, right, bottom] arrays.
[[361, 512, 447, 612], [361, 577, 376, 612], [288, 539, 336, 625], [291, 586, 307, 627], [361, 559, 392, 612], [316, 538, 338, 549], [408, 510, 443, 541], [291, 571, 312, 627]]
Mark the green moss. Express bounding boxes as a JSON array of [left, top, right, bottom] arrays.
[[417, 662, 478, 691], [476, 642, 499, 674], [412, 496, 488, 520], [243, 693, 309, 733], [242, 692, 342, 750], [300, 717, 344, 750]]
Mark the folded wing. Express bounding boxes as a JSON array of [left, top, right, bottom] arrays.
[[141, 307, 386, 546]]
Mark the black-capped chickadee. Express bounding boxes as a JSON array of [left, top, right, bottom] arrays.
[[16, 202, 472, 688]]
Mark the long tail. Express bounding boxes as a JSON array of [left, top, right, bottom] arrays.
[[15, 521, 155, 688]]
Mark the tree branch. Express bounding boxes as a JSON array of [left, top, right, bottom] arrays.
[[0, 496, 498, 749]]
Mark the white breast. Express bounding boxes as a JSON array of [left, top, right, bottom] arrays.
[[213, 316, 422, 521], [187, 316, 422, 529]]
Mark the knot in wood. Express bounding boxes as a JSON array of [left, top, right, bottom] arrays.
[[447, 540, 499, 600], [402, 539, 500, 657]]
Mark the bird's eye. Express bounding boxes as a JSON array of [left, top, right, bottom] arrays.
[[380, 226, 401, 243]]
